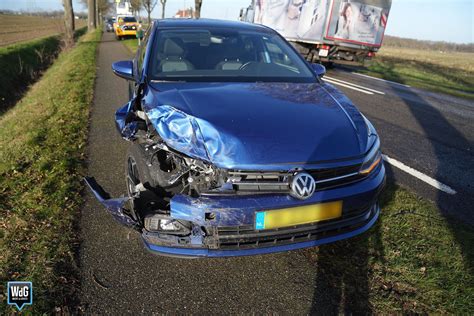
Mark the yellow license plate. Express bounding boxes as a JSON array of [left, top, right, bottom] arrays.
[[255, 201, 342, 230]]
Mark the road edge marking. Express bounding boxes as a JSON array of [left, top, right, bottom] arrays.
[[325, 76, 386, 95], [383, 154, 457, 195], [352, 72, 411, 88], [322, 78, 374, 95]]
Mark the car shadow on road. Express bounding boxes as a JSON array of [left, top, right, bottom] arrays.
[[307, 165, 395, 314], [384, 73, 474, 277]]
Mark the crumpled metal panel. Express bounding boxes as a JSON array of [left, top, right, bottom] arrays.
[[84, 177, 137, 228], [145, 105, 210, 160], [115, 101, 138, 140], [146, 104, 248, 167], [145, 82, 369, 169]]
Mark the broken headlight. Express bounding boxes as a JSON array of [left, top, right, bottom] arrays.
[[144, 214, 191, 235]]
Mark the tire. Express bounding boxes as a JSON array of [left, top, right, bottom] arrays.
[[323, 61, 335, 69], [125, 143, 156, 221]]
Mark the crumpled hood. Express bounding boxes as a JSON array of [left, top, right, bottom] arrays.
[[145, 82, 368, 170]]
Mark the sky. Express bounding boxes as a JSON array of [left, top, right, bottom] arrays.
[[0, 0, 472, 43]]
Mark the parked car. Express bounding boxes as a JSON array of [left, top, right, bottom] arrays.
[[114, 15, 139, 40], [105, 17, 115, 32], [85, 19, 385, 258]]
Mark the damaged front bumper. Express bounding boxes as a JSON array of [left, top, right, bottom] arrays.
[[84, 163, 385, 258]]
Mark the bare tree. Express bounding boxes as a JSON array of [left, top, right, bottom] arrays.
[[142, 0, 159, 23], [81, 0, 111, 28], [63, 0, 75, 48], [130, 0, 143, 16], [88, 0, 96, 31], [194, 0, 202, 18], [160, 0, 166, 19]]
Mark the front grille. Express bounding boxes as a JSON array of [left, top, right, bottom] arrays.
[[221, 164, 365, 194], [216, 205, 376, 250]]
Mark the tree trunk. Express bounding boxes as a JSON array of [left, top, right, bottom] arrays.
[[195, 0, 202, 19], [95, 0, 99, 27], [63, 0, 75, 48], [88, 0, 96, 31], [147, 10, 151, 24], [161, 2, 166, 19]]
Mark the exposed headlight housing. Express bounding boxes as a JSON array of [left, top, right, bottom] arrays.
[[359, 137, 382, 175], [144, 214, 191, 235]]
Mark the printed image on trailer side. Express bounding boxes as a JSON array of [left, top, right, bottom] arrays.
[[252, 0, 391, 47]]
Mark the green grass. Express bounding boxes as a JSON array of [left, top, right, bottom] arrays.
[[303, 183, 474, 313], [0, 35, 61, 111], [360, 47, 474, 99], [122, 37, 139, 53], [0, 27, 88, 112], [0, 29, 101, 314]]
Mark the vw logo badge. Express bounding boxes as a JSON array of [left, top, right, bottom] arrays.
[[291, 173, 316, 200]]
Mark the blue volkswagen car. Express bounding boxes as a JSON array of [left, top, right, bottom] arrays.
[[85, 19, 385, 258]]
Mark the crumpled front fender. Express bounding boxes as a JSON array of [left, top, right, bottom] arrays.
[[145, 105, 247, 167], [115, 101, 139, 140], [145, 105, 210, 160], [84, 177, 138, 228]]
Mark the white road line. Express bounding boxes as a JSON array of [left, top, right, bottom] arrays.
[[325, 76, 386, 95], [382, 155, 457, 195], [322, 78, 374, 95], [352, 72, 411, 88]]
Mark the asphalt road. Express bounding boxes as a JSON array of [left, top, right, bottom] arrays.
[[323, 67, 474, 224], [80, 32, 473, 313]]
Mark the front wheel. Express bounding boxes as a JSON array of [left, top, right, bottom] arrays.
[[125, 144, 154, 221], [125, 144, 172, 222]]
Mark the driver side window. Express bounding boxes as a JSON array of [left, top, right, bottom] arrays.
[[263, 39, 294, 66], [136, 26, 150, 77]]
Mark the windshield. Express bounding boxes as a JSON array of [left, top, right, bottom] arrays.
[[122, 17, 137, 23], [149, 28, 315, 83]]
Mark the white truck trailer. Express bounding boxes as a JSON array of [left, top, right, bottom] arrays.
[[240, 0, 392, 65]]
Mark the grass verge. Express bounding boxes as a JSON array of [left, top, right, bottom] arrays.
[[303, 183, 473, 313], [122, 37, 139, 53], [0, 29, 101, 314], [0, 35, 60, 111], [359, 47, 474, 99], [0, 27, 88, 112]]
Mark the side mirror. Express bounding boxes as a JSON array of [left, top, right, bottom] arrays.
[[311, 63, 326, 78], [112, 60, 134, 80]]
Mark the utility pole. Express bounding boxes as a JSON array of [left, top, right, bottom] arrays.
[[88, 0, 96, 31], [63, 0, 75, 48]]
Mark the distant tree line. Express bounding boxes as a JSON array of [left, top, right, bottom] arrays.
[[384, 35, 474, 53], [0, 0, 206, 23], [0, 9, 88, 18]]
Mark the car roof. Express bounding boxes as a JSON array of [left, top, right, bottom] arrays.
[[153, 18, 274, 34]]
